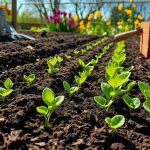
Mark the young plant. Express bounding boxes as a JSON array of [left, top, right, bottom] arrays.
[[65, 54, 72, 59], [4, 78, 13, 89], [138, 82, 150, 113], [47, 58, 59, 75], [73, 50, 80, 57], [123, 94, 140, 112], [57, 56, 63, 63], [63, 81, 79, 98], [36, 87, 64, 127], [24, 74, 35, 86], [75, 74, 87, 88], [0, 78, 13, 102], [105, 115, 125, 135], [81, 49, 86, 54]]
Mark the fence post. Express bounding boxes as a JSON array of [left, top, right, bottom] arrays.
[[12, 0, 17, 29]]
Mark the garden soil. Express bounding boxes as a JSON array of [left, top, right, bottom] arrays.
[[0, 32, 150, 150]]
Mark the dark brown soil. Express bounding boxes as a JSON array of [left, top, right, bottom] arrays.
[[0, 32, 150, 150]]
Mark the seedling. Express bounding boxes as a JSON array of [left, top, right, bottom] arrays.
[[57, 56, 63, 63], [81, 49, 86, 54], [0, 78, 13, 102], [75, 74, 87, 88], [4, 78, 13, 89], [65, 54, 72, 59], [47, 64, 59, 75], [123, 94, 140, 112], [63, 81, 79, 98], [138, 82, 150, 113], [73, 50, 80, 57], [105, 115, 125, 135], [47, 58, 59, 75], [47, 57, 57, 67], [24, 74, 35, 86], [36, 87, 64, 127]]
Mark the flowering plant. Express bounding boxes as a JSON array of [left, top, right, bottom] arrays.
[[44, 10, 79, 33], [0, 0, 11, 15]]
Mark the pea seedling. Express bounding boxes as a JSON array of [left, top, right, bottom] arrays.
[[123, 94, 140, 112], [36, 87, 64, 127], [138, 82, 150, 113], [105, 115, 125, 136], [63, 81, 79, 98], [24, 74, 35, 86], [0, 78, 13, 102]]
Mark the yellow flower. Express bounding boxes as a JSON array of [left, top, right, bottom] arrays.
[[138, 14, 143, 20], [117, 21, 123, 26], [118, 4, 123, 11], [0, 5, 12, 15], [106, 20, 111, 26], [80, 20, 84, 26], [86, 21, 90, 28], [125, 25, 128, 31], [134, 19, 140, 26], [95, 11, 102, 18], [80, 24, 85, 30], [124, 9, 132, 17], [73, 15, 78, 21], [129, 0, 133, 2], [88, 13, 93, 21]]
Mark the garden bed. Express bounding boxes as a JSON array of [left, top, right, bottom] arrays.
[[0, 32, 150, 149]]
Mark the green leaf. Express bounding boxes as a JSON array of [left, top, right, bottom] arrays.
[[108, 72, 130, 89], [138, 82, 150, 97], [36, 106, 48, 116], [101, 82, 113, 99], [105, 117, 111, 124], [4, 78, 13, 89], [24, 74, 35, 82], [42, 88, 55, 106], [57, 56, 63, 63], [123, 95, 140, 109], [70, 87, 79, 94], [144, 90, 150, 101], [105, 115, 125, 129], [47, 57, 57, 67], [55, 96, 64, 107], [94, 96, 113, 107], [63, 81, 70, 94], [0, 89, 13, 97], [126, 81, 136, 92], [78, 59, 85, 68], [143, 100, 150, 113], [0, 87, 5, 94]]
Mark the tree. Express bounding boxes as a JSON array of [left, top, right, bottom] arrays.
[[70, 0, 104, 20]]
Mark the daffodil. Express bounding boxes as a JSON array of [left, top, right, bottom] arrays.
[[86, 21, 90, 28], [134, 19, 140, 26], [118, 4, 123, 11], [124, 9, 132, 17], [138, 14, 143, 20], [73, 15, 79, 22], [80, 20, 84, 26], [117, 21, 123, 26], [125, 25, 128, 31], [95, 11, 102, 18], [106, 20, 111, 26], [88, 13, 93, 21]]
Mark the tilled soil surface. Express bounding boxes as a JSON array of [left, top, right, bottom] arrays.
[[0, 32, 150, 150]]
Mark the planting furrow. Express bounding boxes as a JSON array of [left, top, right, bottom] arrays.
[[0, 35, 98, 72], [0, 38, 110, 101], [0, 38, 115, 149]]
